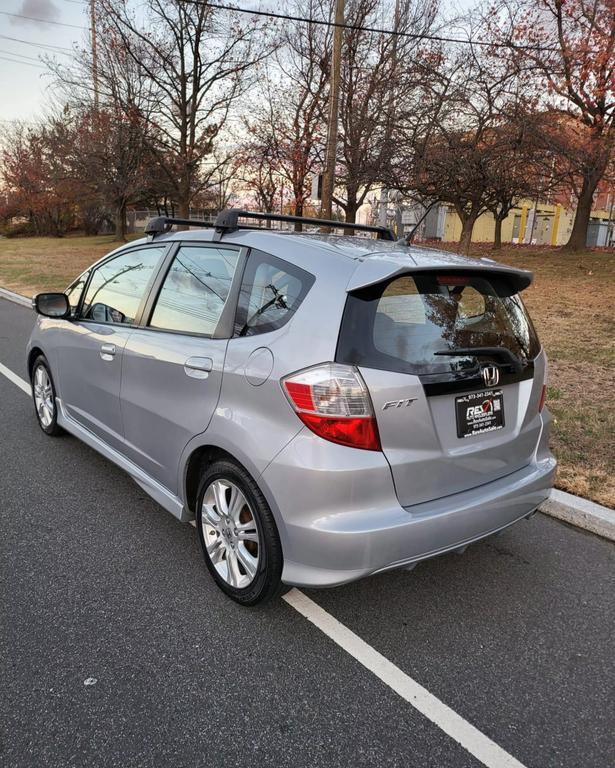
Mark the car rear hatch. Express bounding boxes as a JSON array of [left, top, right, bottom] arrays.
[[336, 263, 546, 507]]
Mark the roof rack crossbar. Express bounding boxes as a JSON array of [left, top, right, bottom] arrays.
[[214, 209, 395, 240], [144, 216, 216, 237]]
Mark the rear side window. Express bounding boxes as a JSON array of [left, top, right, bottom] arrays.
[[81, 247, 165, 325], [234, 250, 314, 337], [337, 272, 540, 376], [149, 246, 239, 335]]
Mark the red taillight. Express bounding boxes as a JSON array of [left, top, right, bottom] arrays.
[[297, 413, 381, 451], [282, 363, 381, 451], [539, 384, 547, 412]]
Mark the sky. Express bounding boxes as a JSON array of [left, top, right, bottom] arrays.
[[0, 0, 476, 125], [0, 0, 90, 124]]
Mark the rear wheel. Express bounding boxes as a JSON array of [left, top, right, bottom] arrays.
[[196, 459, 284, 606], [31, 355, 63, 436]]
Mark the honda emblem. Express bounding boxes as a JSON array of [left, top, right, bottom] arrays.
[[482, 365, 499, 388]]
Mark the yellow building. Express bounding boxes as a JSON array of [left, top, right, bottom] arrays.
[[441, 200, 613, 247]]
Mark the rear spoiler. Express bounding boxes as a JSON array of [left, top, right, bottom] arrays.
[[346, 256, 533, 293]]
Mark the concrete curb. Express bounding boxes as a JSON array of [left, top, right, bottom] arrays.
[[0, 282, 613, 543], [0, 287, 31, 308], [540, 489, 615, 542]]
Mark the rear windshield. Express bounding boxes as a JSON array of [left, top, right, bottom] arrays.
[[336, 272, 540, 376]]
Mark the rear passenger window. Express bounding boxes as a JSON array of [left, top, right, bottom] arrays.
[[150, 246, 239, 335], [81, 247, 165, 325], [234, 251, 314, 337]]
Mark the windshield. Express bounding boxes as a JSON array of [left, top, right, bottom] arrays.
[[336, 272, 540, 376]]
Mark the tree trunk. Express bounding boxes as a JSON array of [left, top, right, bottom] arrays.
[[293, 199, 303, 232], [344, 189, 359, 236], [177, 169, 191, 225], [114, 200, 127, 241], [345, 187, 359, 224], [563, 173, 597, 252], [458, 214, 476, 254], [493, 217, 503, 250], [178, 197, 190, 219]]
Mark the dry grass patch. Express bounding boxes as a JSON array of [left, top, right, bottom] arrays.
[[0, 235, 138, 297]]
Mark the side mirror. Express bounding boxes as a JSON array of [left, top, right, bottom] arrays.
[[33, 292, 71, 319]]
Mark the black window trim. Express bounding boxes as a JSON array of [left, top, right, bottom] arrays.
[[139, 241, 248, 340], [64, 271, 91, 319], [232, 247, 315, 339], [76, 243, 173, 329]]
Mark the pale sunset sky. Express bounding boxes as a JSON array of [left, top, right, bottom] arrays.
[[0, 0, 475, 125]]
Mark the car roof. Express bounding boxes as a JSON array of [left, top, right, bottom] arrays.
[[104, 228, 533, 292]]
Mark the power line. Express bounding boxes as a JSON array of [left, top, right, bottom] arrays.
[[0, 4, 559, 53], [0, 54, 47, 69], [188, 1, 559, 52], [0, 48, 43, 62], [0, 34, 74, 53], [0, 11, 86, 29]]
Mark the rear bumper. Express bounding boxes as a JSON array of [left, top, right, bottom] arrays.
[[264, 417, 556, 588]]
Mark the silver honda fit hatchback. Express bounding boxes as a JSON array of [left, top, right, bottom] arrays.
[[28, 210, 556, 605]]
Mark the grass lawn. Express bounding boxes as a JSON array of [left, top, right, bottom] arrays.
[[1, 234, 613, 508], [0, 234, 139, 297]]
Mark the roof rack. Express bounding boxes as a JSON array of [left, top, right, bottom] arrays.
[[144, 210, 395, 241], [214, 209, 395, 240], [144, 216, 215, 236]]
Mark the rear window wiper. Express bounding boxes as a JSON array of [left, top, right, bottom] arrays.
[[434, 347, 523, 373], [238, 284, 288, 337]]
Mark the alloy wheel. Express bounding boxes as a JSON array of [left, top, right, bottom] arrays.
[[33, 365, 54, 428], [200, 479, 260, 589]]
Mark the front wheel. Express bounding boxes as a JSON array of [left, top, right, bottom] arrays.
[[31, 355, 64, 436], [196, 460, 284, 606]]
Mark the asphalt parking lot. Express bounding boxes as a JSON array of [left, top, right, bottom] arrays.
[[1, 296, 614, 768]]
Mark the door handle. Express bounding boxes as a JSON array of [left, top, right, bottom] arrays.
[[100, 343, 116, 361], [184, 356, 213, 379]]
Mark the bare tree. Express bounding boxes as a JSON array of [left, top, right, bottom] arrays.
[[96, 0, 272, 218], [236, 128, 281, 215], [240, 0, 331, 227], [334, 0, 439, 223]]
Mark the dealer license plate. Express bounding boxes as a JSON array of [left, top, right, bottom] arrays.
[[455, 389, 505, 438]]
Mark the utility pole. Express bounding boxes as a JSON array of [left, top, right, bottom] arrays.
[[320, 0, 345, 224], [91, 0, 99, 109]]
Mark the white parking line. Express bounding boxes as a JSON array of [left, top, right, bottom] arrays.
[[0, 359, 528, 768], [0, 360, 31, 395], [283, 589, 527, 768]]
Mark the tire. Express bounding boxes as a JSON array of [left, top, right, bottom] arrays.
[[195, 459, 284, 606], [31, 354, 64, 436]]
